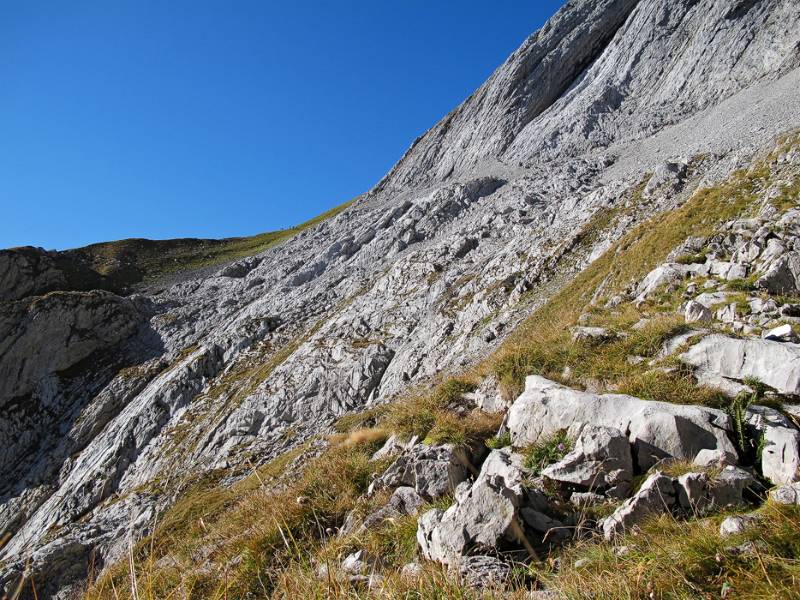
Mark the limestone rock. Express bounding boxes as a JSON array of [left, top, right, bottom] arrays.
[[370, 444, 470, 499], [763, 324, 799, 343], [416, 450, 531, 566], [600, 472, 676, 539], [770, 482, 800, 505], [541, 425, 633, 498], [693, 448, 737, 469], [4, 0, 800, 594], [746, 405, 800, 486], [680, 334, 800, 396], [756, 252, 800, 295], [684, 300, 713, 323], [719, 514, 759, 537], [507, 376, 736, 470]]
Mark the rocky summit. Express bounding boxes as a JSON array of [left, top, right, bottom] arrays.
[[2, 1, 800, 598]]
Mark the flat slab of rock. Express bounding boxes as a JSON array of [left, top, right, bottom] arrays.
[[680, 334, 800, 396], [507, 376, 736, 470]]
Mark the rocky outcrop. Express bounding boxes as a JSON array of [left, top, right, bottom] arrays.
[[417, 449, 545, 566], [680, 335, 800, 396], [541, 425, 633, 499], [0, 291, 142, 401], [507, 376, 737, 470], [600, 466, 754, 539], [3, 0, 800, 596], [369, 444, 472, 500]]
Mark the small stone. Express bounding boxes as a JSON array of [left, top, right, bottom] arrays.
[[770, 482, 800, 505], [684, 300, 712, 323], [719, 515, 758, 537], [574, 558, 590, 568], [401, 562, 423, 579], [763, 323, 798, 343]]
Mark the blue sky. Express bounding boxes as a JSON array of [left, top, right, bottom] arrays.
[[1, 1, 565, 250]]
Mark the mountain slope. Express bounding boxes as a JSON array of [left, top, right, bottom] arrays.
[[1, 1, 799, 598]]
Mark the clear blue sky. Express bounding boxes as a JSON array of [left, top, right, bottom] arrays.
[[1, 1, 565, 250]]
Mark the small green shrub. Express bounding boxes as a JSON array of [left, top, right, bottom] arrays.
[[523, 430, 572, 475], [485, 432, 512, 450], [727, 277, 758, 292], [676, 252, 707, 265]]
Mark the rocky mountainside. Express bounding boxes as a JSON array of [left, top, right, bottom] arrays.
[[2, 1, 800, 598]]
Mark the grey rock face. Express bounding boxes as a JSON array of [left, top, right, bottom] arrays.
[[369, 444, 471, 500], [3, 0, 800, 594], [417, 450, 535, 566], [746, 405, 800, 486], [541, 425, 633, 498], [680, 335, 800, 396], [601, 472, 676, 539], [507, 376, 736, 470]]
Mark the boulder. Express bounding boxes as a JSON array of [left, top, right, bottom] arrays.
[[680, 334, 800, 396], [541, 425, 633, 498], [416, 450, 534, 566], [684, 300, 712, 323], [634, 264, 685, 303], [370, 443, 470, 499], [507, 376, 736, 470], [601, 465, 754, 539], [756, 252, 800, 295], [600, 473, 676, 539], [746, 405, 800, 486]]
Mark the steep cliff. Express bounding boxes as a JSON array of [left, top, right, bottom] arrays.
[[2, 1, 799, 598]]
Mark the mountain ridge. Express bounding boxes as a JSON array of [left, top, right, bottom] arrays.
[[1, 1, 800, 597]]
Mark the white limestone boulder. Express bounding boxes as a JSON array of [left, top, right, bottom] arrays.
[[680, 334, 800, 396], [507, 376, 736, 470]]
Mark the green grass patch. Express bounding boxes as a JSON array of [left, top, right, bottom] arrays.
[[522, 429, 572, 475]]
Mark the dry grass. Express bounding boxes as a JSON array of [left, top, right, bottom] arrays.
[[547, 504, 800, 599], [84, 438, 388, 599]]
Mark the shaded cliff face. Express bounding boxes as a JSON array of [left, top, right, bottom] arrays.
[[1, 0, 799, 597]]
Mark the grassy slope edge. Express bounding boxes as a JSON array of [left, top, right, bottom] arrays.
[[60, 198, 356, 291]]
